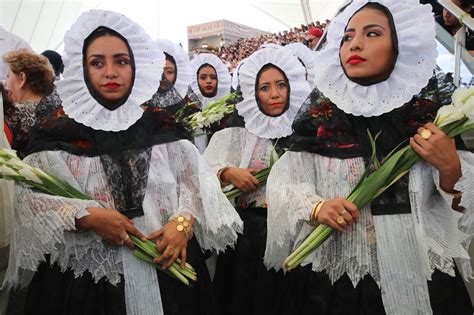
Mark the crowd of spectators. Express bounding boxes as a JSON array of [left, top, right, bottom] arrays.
[[216, 0, 474, 72], [218, 20, 328, 71]]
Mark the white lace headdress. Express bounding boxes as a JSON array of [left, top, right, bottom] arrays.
[[57, 10, 165, 131], [190, 53, 232, 108], [284, 42, 319, 89], [313, 0, 437, 117], [236, 47, 311, 139], [156, 39, 192, 99], [231, 58, 247, 90]]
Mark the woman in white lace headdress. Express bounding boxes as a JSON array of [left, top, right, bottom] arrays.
[[204, 47, 311, 315], [155, 39, 192, 100], [190, 53, 231, 109], [3, 10, 242, 315], [265, 1, 474, 314], [189, 53, 232, 152]]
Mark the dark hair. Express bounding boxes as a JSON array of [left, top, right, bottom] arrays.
[[164, 53, 177, 68], [340, 2, 399, 86], [460, 0, 473, 9], [82, 26, 135, 110], [158, 53, 178, 93], [254, 63, 290, 117], [41, 50, 64, 77], [197, 63, 218, 97], [1, 82, 14, 122], [3, 49, 55, 96]]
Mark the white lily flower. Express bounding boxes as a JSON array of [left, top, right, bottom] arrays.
[[452, 86, 474, 108], [0, 148, 19, 160], [461, 95, 474, 122], [18, 167, 43, 184], [435, 104, 465, 127], [0, 164, 19, 177], [5, 157, 29, 169]]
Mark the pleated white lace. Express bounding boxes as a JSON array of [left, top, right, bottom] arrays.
[[264, 150, 474, 314], [204, 127, 279, 207], [3, 139, 243, 314]]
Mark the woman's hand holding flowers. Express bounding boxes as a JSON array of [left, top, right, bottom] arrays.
[[77, 207, 146, 249], [410, 122, 462, 193], [220, 167, 260, 192], [316, 197, 359, 232], [147, 216, 196, 269]]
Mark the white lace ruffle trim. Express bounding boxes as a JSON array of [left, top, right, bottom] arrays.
[[57, 10, 165, 131], [236, 47, 311, 139], [190, 53, 232, 108], [156, 39, 193, 99], [312, 0, 437, 117]]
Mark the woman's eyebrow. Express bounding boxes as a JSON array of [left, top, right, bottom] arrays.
[[345, 24, 386, 32]]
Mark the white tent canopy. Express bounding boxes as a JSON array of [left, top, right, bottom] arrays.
[[0, 0, 344, 53], [249, 0, 345, 28], [1, 0, 470, 83]]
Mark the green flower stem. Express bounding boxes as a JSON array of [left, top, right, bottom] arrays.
[[0, 148, 198, 285], [129, 234, 195, 276], [224, 167, 271, 199], [133, 250, 175, 278], [284, 120, 474, 271], [168, 264, 190, 286], [285, 225, 333, 270]]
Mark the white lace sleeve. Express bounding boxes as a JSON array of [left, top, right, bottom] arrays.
[[264, 151, 323, 270], [0, 178, 13, 248], [430, 150, 474, 281], [4, 151, 118, 288], [203, 128, 246, 174], [144, 140, 243, 252]]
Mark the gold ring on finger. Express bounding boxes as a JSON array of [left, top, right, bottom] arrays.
[[122, 234, 130, 242], [421, 129, 432, 140], [336, 216, 345, 225], [167, 247, 175, 256]]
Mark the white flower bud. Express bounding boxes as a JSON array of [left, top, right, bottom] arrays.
[[18, 167, 43, 184], [0, 164, 19, 177]]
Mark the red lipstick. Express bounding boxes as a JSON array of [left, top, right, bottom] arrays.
[[346, 55, 366, 65], [103, 82, 121, 89]]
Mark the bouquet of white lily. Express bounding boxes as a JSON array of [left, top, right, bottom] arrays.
[[183, 93, 238, 131], [284, 86, 474, 271], [0, 148, 197, 286]]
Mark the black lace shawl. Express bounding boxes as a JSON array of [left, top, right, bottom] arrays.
[[26, 97, 192, 218], [9, 89, 62, 158]]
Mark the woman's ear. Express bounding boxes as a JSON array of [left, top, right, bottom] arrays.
[[18, 72, 27, 89]]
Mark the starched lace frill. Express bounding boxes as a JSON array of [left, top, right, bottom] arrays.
[[156, 39, 193, 99], [190, 53, 232, 108], [236, 47, 311, 139], [312, 0, 437, 117], [57, 10, 165, 131]]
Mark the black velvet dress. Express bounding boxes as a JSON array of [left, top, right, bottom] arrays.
[[213, 206, 285, 315], [25, 238, 216, 315]]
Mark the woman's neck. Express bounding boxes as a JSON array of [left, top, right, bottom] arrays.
[[17, 89, 43, 103]]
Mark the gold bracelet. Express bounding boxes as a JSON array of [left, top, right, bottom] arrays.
[[307, 200, 325, 226], [170, 215, 193, 240], [308, 201, 321, 225], [312, 200, 325, 225]]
